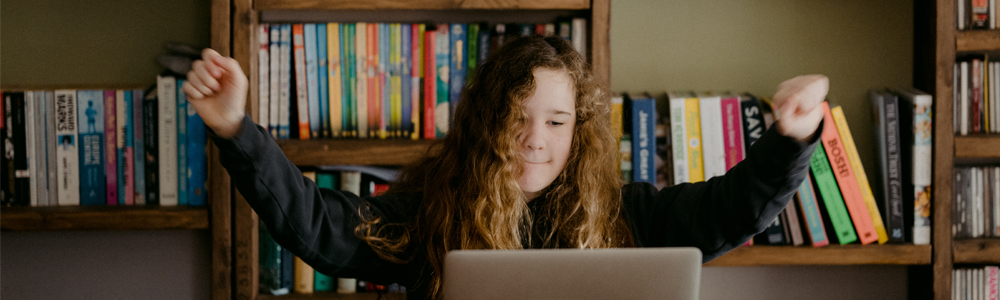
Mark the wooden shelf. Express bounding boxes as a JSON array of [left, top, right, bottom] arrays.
[[258, 292, 405, 300], [255, 0, 589, 10], [703, 244, 933, 266], [277, 139, 435, 166], [953, 239, 1000, 264], [954, 135, 1000, 159], [0, 206, 209, 231], [957, 30, 1000, 52]]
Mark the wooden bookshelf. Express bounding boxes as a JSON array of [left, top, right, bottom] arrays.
[[257, 293, 405, 300], [953, 239, 1000, 264], [278, 139, 435, 166], [0, 206, 209, 231], [956, 30, 1000, 52], [704, 245, 932, 267], [254, 0, 590, 10], [954, 135, 1000, 159]]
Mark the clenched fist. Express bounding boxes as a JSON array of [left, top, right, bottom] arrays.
[[771, 74, 829, 142], [182, 49, 249, 138]]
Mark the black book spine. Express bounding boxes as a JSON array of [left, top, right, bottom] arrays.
[[875, 91, 906, 243], [13, 92, 30, 206], [143, 94, 159, 205], [755, 212, 788, 245], [2, 93, 11, 206], [740, 94, 766, 153], [894, 91, 916, 243]]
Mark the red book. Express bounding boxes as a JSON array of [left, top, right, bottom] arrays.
[[534, 24, 545, 35], [423, 27, 436, 140], [104, 90, 118, 205], [720, 95, 744, 171], [292, 24, 310, 139], [820, 102, 878, 244], [367, 23, 379, 138]]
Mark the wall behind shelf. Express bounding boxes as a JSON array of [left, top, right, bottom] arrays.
[[612, 0, 912, 299]]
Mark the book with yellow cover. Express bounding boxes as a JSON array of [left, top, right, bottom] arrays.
[[831, 105, 889, 244], [684, 96, 704, 182]]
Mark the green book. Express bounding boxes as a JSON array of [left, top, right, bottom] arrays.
[[314, 271, 334, 292], [259, 220, 287, 295], [809, 145, 858, 244], [467, 23, 478, 81], [313, 171, 340, 292]]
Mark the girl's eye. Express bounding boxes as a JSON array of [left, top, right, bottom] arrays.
[[548, 121, 564, 126]]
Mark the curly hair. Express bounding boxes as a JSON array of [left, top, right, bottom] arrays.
[[355, 35, 632, 299]]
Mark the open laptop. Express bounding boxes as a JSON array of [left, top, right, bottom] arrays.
[[442, 247, 702, 300]]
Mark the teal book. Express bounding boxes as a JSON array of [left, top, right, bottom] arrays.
[[796, 173, 830, 247], [259, 220, 289, 295], [77, 90, 106, 205], [434, 24, 449, 138], [809, 145, 857, 244], [305, 23, 321, 139], [317, 23, 330, 138], [313, 171, 339, 292]]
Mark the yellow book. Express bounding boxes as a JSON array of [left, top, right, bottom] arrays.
[[411, 24, 424, 140], [294, 256, 315, 294], [831, 106, 889, 244], [391, 24, 403, 138], [328, 23, 343, 138], [611, 95, 624, 140], [684, 97, 704, 182]]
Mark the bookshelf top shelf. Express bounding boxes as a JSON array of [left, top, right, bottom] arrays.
[[954, 135, 1000, 160], [254, 0, 590, 11], [953, 239, 1000, 264], [0, 206, 209, 231], [704, 244, 932, 266], [278, 139, 435, 166], [957, 30, 1000, 52]]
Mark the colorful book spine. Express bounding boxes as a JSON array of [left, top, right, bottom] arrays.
[[391, 23, 403, 138], [187, 98, 207, 207], [740, 94, 767, 151], [52, 91, 81, 206], [293, 24, 311, 139], [77, 90, 105, 205], [317, 23, 331, 138], [467, 23, 478, 81], [819, 102, 877, 245], [176, 82, 189, 206], [345, 23, 356, 137], [411, 24, 423, 140], [871, 90, 905, 242], [144, 89, 159, 205], [259, 219, 289, 295], [368, 23, 379, 139], [424, 25, 437, 140], [379, 23, 390, 138], [699, 95, 726, 179], [830, 105, 888, 244], [269, 24, 281, 138], [305, 23, 321, 139], [810, 142, 858, 245], [796, 174, 829, 247], [401, 24, 412, 139], [328, 22, 343, 138], [684, 97, 704, 182], [120, 90, 135, 205], [449, 23, 467, 131], [898, 88, 934, 245], [668, 94, 689, 184], [278, 24, 292, 139], [435, 24, 450, 138], [355, 23, 369, 139], [313, 171, 337, 292], [104, 90, 118, 205], [133, 90, 145, 205], [720, 96, 745, 171], [259, 23, 271, 131], [629, 95, 656, 185]]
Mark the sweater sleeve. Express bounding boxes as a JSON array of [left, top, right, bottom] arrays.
[[622, 122, 821, 262], [211, 115, 417, 285]]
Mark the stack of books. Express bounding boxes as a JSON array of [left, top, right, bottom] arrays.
[[954, 166, 1000, 238], [954, 56, 1000, 135], [952, 266, 999, 300]]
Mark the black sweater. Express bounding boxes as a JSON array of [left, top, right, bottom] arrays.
[[213, 115, 820, 298]]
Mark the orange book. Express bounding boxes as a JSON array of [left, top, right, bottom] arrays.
[[367, 23, 379, 138], [292, 24, 311, 139], [820, 102, 878, 244]]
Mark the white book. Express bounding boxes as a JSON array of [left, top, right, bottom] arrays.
[[279, 24, 292, 138], [962, 61, 970, 135], [337, 170, 361, 294], [994, 62, 999, 133], [54, 90, 80, 206], [897, 88, 934, 244], [45, 91, 58, 205], [960, 0, 967, 30], [158, 75, 179, 206], [667, 92, 689, 184], [26, 91, 38, 206], [32, 91, 49, 206], [698, 95, 726, 179], [356, 23, 368, 139], [571, 18, 587, 58], [269, 24, 281, 137], [259, 23, 271, 130], [955, 269, 959, 300]]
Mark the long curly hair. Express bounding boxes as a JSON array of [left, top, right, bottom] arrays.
[[355, 35, 632, 299]]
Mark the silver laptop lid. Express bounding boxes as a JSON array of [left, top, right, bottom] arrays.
[[443, 247, 702, 300]]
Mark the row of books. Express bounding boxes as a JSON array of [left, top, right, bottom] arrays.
[[957, 0, 1000, 30], [259, 167, 405, 295], [0, 78, 207, 207], [254, 20, 587, 141], [953, 266, 999, 300], [614, 89, 934, 246], [954, 58, 1000, 135], [954, 166, 1000, 238]]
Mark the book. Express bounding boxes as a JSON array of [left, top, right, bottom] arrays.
[[819, 102, 877, 245], [305, 23, 321, 139], [653, 94, 673, 189], [683, 96, 704, 182], [784, 196, 805, 246], [719, 94, 745, 171], [571, 18, 586, 57], [157, 75, 179, 206], [355, 22, 368, 139], [105, 90, 118, 205], [698, 94, 726, 179], [2, 92, 10, 206], [871, 90, 906, 243], [55, 90, 81, 206], [143, 88, 159, 205], [318, 23, 331, 138], [119, 90, 135, 205], [11, 93, 28, 206], [187, 96, 207, 207], [467, 23, 478, 82], [345, 23, 357, 137], [45, 91, 59, 205], [77, 90, 106, 205], [412, 24, 424, 140], [796, 174, 829, 247], [894, 88, 934, 245], [391, 23, 402, 138], [668, 92, 689, 184], [133, 90, 145, 205], [259, 219, 289, 295], [279, 24, 292, 139], [25, 91, 38, 206], [293, 24, 311, 139], [435, 24, 450, 138], [424, 25, 437, 140], [295, 171, 318, 294], [337, 170, 361, 293], [628, 94, 656, 185], [810, 140, 858, 245], [177, 83, 189, 206], [328, 22, 343, 138], [401, 24, 412, 139], [449, 23, 467, 132], [259, 23, 271, 131], [830, 104, 887, 244], [380, 23, 390, 138], [270, 24, 281, 137]]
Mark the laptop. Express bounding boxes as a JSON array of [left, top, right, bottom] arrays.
[[442, 247, 702, 300]]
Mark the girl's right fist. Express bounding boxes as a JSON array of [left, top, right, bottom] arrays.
[[182, 48, 248, 138]]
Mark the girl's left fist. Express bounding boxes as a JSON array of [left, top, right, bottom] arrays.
[[771, 74, 828, 142]]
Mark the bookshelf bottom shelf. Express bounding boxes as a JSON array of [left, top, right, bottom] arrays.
[[258, 292, 405, 300]]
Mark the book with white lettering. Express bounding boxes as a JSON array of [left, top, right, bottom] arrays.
[[77, 90, 106, 206], [55, 90, 80, 206], [627, 93, 656, 185], [157, 75, 179, 206]]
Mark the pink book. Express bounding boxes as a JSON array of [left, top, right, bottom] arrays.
[[104, 90, 118, 205], [119, 91, 134, 205], [720, 95, 745, 171], [988, 266, 999, 300], [292, 24, 310, 139]]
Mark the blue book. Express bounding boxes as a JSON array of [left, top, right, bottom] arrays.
[[76, 90, 106, 205], [342, 24, 354, 136], [381, 23, 391, 137], [449, 23, 467, 126], [629, 95, 656, 185], [278, 24, 292, 139], [797, 173, 830, 246], [187, 99, 207, 207], [305, 23, 321, 139], [270, 24, 281, 137], [119, 90, 133, 205], [478, 25, 490, 67], [317, 23, 330, 138], [132, 90, 146, 205], [176, 80, 189, 206], [401, 24, 412, 138]]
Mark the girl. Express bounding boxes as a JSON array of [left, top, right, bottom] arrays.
[[183, 36, 826, 299]]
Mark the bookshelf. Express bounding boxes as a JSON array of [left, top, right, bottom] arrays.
[[0, 206, 209, 231]]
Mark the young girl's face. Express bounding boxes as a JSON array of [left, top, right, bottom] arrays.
[[518, 68, 576, 200]]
